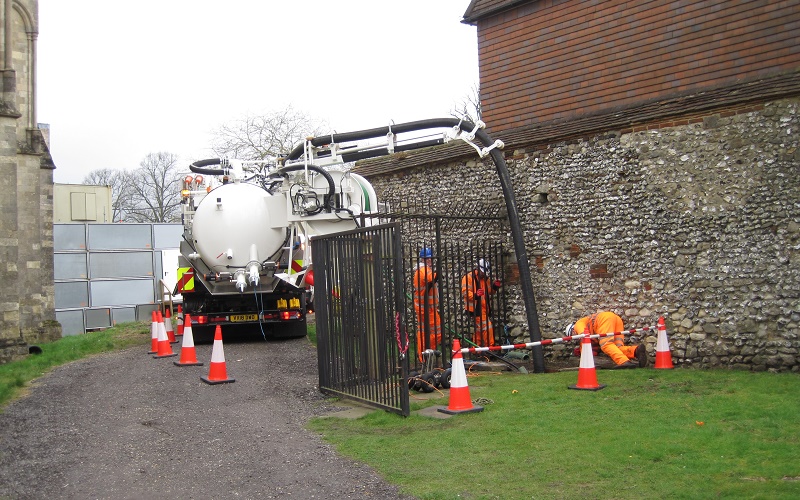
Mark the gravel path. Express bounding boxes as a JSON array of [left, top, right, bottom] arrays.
[[0, 336, 413, 499]]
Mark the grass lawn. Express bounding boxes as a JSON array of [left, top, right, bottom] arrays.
[[309, 366, 800, 499], [2, 323, 797, 499], [0, 322, 150, 407]]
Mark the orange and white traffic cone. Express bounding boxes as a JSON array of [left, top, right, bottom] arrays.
[[148, 310, 159, 354], [569, 330, 606, 391], [164, 308, 178, 343], [654, 316, 674, 369], [176, 305, 184, 336], [153, 311, 177, 358], [438, 339, 483, 415], [201, 325, 235, 384], [174, 314, 203, 367]]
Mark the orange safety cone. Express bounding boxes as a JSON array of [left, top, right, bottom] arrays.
[[148, 310, 159, 354], [201, 325, 235, 384], [568, 329, 606, 391], [174, 314, 203, 366], [164, 308, 178, 343], [153, 311, 178, 358], [654, 316, 674, 369], [176, 305, 184, 336], [438, 339, 483, 415]]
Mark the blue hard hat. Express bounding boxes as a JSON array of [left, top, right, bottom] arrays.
[[419, 247, 433, 258]]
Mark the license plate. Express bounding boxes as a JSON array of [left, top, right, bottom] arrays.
[[230, 314, 258, 322]]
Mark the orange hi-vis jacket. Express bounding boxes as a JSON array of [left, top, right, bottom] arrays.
[[573, 311, 636, 366], [461, 270, 494, 315], [413, 262, 441, 359], [461, 270, 496, 347]]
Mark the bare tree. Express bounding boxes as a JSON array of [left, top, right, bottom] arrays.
[[450, 83, 482, 124], [125, 152, 183, 223], [211, 105, 329, 160], [82, 168, 133, 222]]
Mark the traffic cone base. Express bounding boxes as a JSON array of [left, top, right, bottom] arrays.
[[569, 378, 607, 391], [438, 403, 484, 415], [200, 374, 236, 385], [174, 314, 203, 367], [175, 359, 204, 367], [568, 331, 606, 391], [201, 325, 235, 384], [437, 339, 483, 415]]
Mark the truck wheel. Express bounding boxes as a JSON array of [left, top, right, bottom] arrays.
[[190, 325, 215, 344], [271, 320, 308, 339]]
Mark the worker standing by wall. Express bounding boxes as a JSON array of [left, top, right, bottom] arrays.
[[461, 259, 501, 348], [413, 248, 441, 362]]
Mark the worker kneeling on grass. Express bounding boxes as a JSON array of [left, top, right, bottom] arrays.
[[566, 311, 647, 369]]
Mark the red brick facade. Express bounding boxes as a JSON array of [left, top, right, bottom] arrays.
[[470, 0, 800, 133]]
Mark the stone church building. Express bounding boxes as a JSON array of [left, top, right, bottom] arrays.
[[0, 0, 59, 363]]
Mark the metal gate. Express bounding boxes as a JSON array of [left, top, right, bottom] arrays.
[[312, 222, 410, 416], [366, 198, 513, 368]]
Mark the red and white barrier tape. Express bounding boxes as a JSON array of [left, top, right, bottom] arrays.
[[461, 326, 657, 354]]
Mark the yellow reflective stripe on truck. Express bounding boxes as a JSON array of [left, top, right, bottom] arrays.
[[177, 267, 195, 292]]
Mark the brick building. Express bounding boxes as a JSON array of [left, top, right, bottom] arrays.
[[357, 0, 800, 371], [464, 0, 800, 133], [0, 0, 60, 363]]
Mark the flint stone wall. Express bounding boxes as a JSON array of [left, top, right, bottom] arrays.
[[367, 98, 800, 372]]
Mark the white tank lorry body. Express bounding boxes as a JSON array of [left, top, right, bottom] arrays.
[[177, 154, 378, 340], [175, 118, 501, 340]]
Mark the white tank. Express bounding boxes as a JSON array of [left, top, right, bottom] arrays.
[[191, 182, 286, 273]]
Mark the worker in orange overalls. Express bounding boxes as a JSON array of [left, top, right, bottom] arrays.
[[413, 248, 441, 362], [566, 311, 647, 368], [461, 259, 501, 348]]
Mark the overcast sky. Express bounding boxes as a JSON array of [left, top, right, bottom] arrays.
[[37, 1, 478, 184]]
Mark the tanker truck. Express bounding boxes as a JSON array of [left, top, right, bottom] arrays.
[[176, 152, 378, 340], [175, 118, 502, 340]]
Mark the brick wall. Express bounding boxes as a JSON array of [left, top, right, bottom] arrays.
[[478, 0, 800, 133]]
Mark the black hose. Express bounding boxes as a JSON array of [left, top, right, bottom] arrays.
[[287, 117, 545, 372], [339, 138, 445, 163], [475, 127, 546, 373], [189, 158, 226, 176], [276, 164, 336, 212]]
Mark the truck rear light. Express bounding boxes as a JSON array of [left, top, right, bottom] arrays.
[[262, 313, 278, 320], [196, 315, 208, 324], [210, 316, 227, 323], [281, 311, 301, 320]]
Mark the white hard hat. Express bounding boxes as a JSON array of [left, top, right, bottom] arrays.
[[565, 322, 575, 337], [477, 258, 490, 273]]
